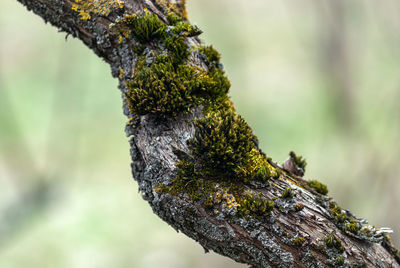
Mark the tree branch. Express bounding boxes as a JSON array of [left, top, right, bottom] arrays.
[[14, 0, 400, 267]]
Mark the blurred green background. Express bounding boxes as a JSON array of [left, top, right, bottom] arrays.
[[1, 0, 399, 267]]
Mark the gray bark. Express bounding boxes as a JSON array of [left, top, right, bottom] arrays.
[[14, 0, 400, 267]]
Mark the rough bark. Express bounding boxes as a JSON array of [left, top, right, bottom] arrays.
[[14, 0, 400, 267]]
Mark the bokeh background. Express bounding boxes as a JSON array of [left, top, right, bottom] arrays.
[[1, 0, 399, 267]]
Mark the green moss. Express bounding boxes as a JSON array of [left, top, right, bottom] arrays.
[[325, 235, 344, 253], [125, 13, 167, 43], [165, 35, 189, 64], [122, 9, 279, 216], [120, 11, 231, 116], [199, 45, 221, 65], [125, 55, 229, 116], [166, 12, 182, 25], [289, 151, 307, 172], [307, 180, 328, 195], [342, 220, 361, 234], [335, 256, 345, 266], [281, 187, 294, 199], [238, 193, 274, 217], [188, 108, 277, 183], [329, 204, 348, 224], [293, 237, 306, 246], [161, 159, 216, 203], [171, 21, 201, 37]]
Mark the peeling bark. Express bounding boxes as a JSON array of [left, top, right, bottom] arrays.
[[14, 0, 400, 267]]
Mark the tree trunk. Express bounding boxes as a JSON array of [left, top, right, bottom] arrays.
[[14, 0, 400, 267]]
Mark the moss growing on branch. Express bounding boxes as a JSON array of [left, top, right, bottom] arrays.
[[117, 9, 277, 218], [189, 109, 277, 183], [293, 237, 306, 246], [110, 12, 167, 43], [325, 235, 345, 253], [238, 193, 275, 217], [307, 180, 328, 195], [125, 55, 230, 116], [281, 187, 294, 199], [199, 45, 221, 65], [124, 13, 167, 43], [289, 151, 307, 172]]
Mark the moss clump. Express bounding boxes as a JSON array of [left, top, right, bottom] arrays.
[[328, 202, 365, 236], [281, 187, 294, 199], [307, 180, 328, 195], [125, 56, 229, 116], [342, 220, 361, 234], [329, 203, 348, 223], [289, 151, 307, 172], [334, 256, 345, 266], [293, 237, 306, 246], [325, 235, 344, 253], [110, 12, 168, 44], [123, 12, 167, 43], [238, 193, 274, 217], [121, 12, 231, 116], [189, 109, 277, 183], [171, 21, 202, 37]]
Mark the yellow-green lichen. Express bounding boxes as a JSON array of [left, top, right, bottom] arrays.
[[155, 0, 188, 20], [161, 159, 215, 202], [71, 0, 124, 20]]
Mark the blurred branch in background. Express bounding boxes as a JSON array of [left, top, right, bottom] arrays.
[[0, 180, 56, 248], [314, 0, 354, 133]]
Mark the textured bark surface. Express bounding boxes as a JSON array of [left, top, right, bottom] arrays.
[[14, 0, 400, 267]]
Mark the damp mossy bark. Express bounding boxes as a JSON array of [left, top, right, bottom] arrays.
[[15, 0, 400, 267], [109, 10, 280, 217], [76, 4, 400, 266]]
